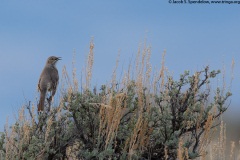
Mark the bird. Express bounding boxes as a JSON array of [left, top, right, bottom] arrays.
[[38, 56, 61, 112]]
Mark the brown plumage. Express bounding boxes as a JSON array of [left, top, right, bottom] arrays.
[[38, 56, 61, 112]]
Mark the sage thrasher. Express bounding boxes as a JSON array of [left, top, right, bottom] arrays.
[[38, 56, 61, 111]]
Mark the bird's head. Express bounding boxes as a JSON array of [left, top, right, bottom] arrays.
[[46, 56, 61, 66]]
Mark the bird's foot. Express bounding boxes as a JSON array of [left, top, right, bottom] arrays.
[[47, 96, 52, 103], [47, 96, 52, 112]]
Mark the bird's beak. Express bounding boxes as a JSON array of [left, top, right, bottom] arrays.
[[57, 57, 62, 60]]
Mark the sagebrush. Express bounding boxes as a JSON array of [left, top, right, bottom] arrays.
[[0, 40, 232, 160]]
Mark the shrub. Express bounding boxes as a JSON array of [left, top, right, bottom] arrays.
[[0, 40, 231, 160]]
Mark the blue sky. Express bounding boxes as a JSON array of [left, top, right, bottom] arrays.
[[0, 1, 239, 132]]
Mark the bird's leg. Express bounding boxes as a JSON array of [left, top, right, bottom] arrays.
[[48, 97, 52, 112], [47, 96, 52, 103], [47, 93, 52, 112]]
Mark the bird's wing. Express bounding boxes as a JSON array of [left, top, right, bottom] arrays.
[[51, 69, 59, 88], [49, 68, 59, 97]]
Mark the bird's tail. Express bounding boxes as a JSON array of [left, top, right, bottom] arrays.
[[38, 91, 46, 111]]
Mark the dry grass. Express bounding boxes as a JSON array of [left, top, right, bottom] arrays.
[[0, 39, 238, 160]]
